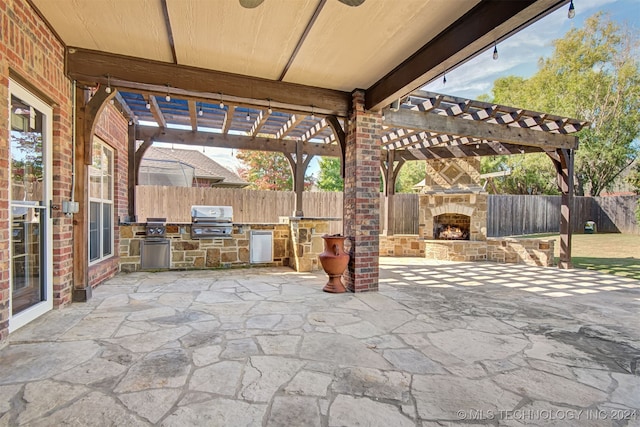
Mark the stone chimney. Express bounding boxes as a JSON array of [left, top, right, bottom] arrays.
[[420, 158, 485, 194]]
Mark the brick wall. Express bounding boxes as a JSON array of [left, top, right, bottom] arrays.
[[88, 104, 128, 287], [0, 0, 73, 340], [343, 90, 381, 292]]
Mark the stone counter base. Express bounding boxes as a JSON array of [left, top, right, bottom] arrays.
[[119, 224, 290, 272], [380, 235, 555, 267]]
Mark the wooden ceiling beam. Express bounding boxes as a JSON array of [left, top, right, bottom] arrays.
[[383, 108, 578, 150], [66, 47, 351, 117], [188, 100, 198, 130], [222, 105, 237, 134], [276, 114, 306, 139], [136, 126, 341, 157], [114, 91, 136, 124], [149, 95, 167, 129], [395, 143, 544, 160], [301, 118, 328, 142], [249, 111, 268, 136], [366, 0, 567, 111]]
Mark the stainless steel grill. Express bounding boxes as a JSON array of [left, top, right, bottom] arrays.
[[190, 205, 233, 239], [145, 217, 167, 240]]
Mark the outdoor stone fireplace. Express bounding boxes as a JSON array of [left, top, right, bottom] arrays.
[[411, 158, 553, 265], [419, 158, 488, 242]]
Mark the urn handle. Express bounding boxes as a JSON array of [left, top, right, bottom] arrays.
[[332, 243, 340, 256]]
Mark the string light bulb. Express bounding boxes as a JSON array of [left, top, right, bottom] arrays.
[[165, 84, 171, 102], [105, 75, 112, 94], [492, 44, 499, 60], [219, 93, 224, 109], [267, 99, 272, 115], [198, 104, 203, 116], [246, 112, 251, 121], [145, 98, 151, 110], [311, 105, 315, 119], [443, 73, 447, 85], [567, 0, 575, 18]]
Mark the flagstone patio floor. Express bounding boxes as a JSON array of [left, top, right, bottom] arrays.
[[1, 257, 639, 426]]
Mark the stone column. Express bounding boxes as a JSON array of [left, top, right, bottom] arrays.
[[343, 90, 381, 292]]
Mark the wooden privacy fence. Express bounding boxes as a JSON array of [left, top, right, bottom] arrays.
[[136, 186, 639, 236], [136, 186, 345, 234], [487, 195, 639, 236]]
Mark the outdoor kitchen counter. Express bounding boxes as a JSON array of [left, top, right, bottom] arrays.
[[118, 222, 291, 272]]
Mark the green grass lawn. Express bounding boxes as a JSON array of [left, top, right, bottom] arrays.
[[518, 233, 640, 280]]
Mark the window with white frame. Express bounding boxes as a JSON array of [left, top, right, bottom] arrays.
[[89, 137, 114, 263]]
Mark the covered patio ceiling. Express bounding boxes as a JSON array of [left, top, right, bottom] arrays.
[[33, 0, 571, 112]]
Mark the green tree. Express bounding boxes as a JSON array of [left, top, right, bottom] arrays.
[[236, 150, 315, 191], [486, 13, 640, 196], [395, 161, 425, 193], [316, 157, 343, 191], [480, 154, 559, 195], [236, 151, 293, 190]]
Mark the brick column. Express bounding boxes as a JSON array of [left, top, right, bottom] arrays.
[[343, 90, 381, 292]]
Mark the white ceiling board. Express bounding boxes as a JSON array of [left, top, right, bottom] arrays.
[[31, 0, 173, 62], [283, 0, 481, 91], [167, 0, 318, 80]]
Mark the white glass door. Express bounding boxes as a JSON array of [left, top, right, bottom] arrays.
[[8, 80, 53, 332]]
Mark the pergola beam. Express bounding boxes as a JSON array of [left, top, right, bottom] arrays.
[[394, 143, 543, 161], [383, 108, 578, 150], [66, 47, 351, 117], [188, 100, 198, 130], [136, 126, 341, 157], [149, 95, 166, 129]]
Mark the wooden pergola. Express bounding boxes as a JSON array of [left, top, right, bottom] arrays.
[[79, 84, 587, 271]]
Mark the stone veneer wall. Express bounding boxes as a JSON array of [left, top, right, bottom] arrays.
[[423, 238, 555, 266], [424, 241, 488, 262], [419, 193, 488, 241], [119, 224, 290, 272], [486, 238, 555, 266], [379, 235, 424, 257], [288, 218, 335, 272]]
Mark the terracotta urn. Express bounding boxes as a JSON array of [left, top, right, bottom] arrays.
[[318, 234, 350, 293]]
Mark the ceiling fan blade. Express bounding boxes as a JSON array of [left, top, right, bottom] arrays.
[[338, 0, 365, 6], [239, 0, 265, 8]]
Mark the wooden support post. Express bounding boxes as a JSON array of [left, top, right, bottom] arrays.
[[383, 151, 395, 236], [73, 86, 113, 302], [127, 123, 137, 221], [326, 116, 346, 178], [549, 148, 574, 269], [294, 141, 304, 217]]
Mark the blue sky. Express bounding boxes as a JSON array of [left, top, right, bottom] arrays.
[[193, 0, 639, 177], [423, 0, 639, 100]]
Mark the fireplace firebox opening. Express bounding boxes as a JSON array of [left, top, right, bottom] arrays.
[[434, 213, 470, 240]]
